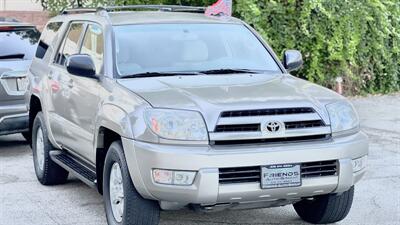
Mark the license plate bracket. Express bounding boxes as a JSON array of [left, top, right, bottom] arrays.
[[261, 164, 301, 189]]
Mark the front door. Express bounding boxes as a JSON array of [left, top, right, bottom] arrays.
[[62, 23, 105, 162], [49, 22, 85, 145]]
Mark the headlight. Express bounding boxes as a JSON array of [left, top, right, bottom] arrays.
[[326, 101, 359, 134], [144, 109, 208, 141]]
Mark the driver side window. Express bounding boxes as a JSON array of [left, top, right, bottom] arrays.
[[55, 23, 84, 66], [80, 24, 104, 74]]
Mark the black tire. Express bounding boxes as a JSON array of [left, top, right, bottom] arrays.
[[32, 112, 69, 185], [103, 141, 160, 225], [293, 186, 354, 224]]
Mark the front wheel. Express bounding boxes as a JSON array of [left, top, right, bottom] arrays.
[[293, 186, 354, 224], [103, 141, 160, 225]]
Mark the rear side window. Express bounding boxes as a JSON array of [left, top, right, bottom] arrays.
[[35, 22, 63, 59], [0, 27, 40, 60], [55, 23, 84, 66], [80, 24, 104, 74]]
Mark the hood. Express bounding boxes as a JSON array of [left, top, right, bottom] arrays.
[[117, 74, 343, 124]]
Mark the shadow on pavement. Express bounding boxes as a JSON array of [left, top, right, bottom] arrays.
[[0, 134, 29, 157]]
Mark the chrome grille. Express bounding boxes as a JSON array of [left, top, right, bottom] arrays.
[[218, 160, 338, 184], [214, 120, 326, 133], [210, 107, 330, 144]]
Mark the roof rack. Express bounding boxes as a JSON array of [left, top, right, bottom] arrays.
[[102, 5, 206, 13], [61, 8, 97, 15], [60, 5, 206, 15]]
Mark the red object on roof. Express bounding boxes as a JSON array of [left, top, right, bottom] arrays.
[[205, 0, 232, 17]]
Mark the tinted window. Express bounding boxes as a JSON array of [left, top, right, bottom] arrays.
[[56, 23, 84, 66], [35, 22, 63, 59], [113, 24, 281, 76], [80, 24, 104, 74], [0, 28, 40, 60]]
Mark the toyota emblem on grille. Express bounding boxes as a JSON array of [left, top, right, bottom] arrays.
[[265, 121, 283, 133]]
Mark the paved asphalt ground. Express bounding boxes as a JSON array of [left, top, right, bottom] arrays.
[[1, 94, 399, 225]]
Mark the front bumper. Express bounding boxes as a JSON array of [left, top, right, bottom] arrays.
[[0, 104, 28, 135], [122, 131, 368, 210]]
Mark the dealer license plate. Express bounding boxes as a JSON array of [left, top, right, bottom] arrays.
[[261, 164, 301, 189]]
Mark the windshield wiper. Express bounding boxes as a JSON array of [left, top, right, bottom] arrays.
[[198, 68, 263, 75], [0, 53, 25, 60], [121, 71, 203, 79]]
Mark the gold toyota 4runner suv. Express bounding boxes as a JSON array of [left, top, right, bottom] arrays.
[[27, 5, 368, 225]]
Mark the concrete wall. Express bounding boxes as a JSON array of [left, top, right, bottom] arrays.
[[0, 0, 48, 30], [0, 11, 49, 30], [0, 0, 43, 11]]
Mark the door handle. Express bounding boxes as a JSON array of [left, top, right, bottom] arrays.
[[67, 80, 74, 88]]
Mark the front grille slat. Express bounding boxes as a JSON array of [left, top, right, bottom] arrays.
[[213, 134, 330, 145], [215, 124, 260, 132], [218, 160, 338, 184], [219, 170, 261, 175], [220, 176, 261, 181], [301, 164, 336, 169], [285, 120, 325, 129], [301, 163, 336, 169], [221, 107, 315, 118], [301, 169, 337, 175]]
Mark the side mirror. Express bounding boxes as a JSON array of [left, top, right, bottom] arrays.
[[283, 50, 303, 72], [66, 54, 97, 79]]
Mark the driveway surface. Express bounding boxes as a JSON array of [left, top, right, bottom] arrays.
[[1, 94, 399, 225]]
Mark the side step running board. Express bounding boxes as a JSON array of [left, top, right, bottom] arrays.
[[50, 150, 97, 189]]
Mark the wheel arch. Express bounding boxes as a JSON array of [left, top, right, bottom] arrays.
[[95, 125, 122, 194], [94, 103, 152, 198], [28, 95, 42, 145], [94, 104, 130, 193]]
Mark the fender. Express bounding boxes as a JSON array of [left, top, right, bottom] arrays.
[[95, 103, 132, 141], [94, 102, 154, 199]]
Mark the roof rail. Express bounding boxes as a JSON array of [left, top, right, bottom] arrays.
[[101, 5, 206, 13], [60, 5, 206, 15], [60, 8, 97, 15]]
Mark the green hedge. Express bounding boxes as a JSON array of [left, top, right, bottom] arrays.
[[41, 0, 400, 94]]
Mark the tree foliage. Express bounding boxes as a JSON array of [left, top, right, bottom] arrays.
[[39, 0, 400, 94]]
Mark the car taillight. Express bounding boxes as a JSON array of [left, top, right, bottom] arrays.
[[0, 26, 35, 31], [0, 26, 14, 31]]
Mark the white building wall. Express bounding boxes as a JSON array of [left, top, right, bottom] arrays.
[[0, 0, 43, 11]]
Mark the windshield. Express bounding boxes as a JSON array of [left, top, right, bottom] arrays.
[[113, 24, 281, 77], [0, 28, 40, 60]]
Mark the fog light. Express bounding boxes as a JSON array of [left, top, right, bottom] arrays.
[[152, 169, 196, 186], [352, 156, 367, 173], [152, 169, 173, 184]]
